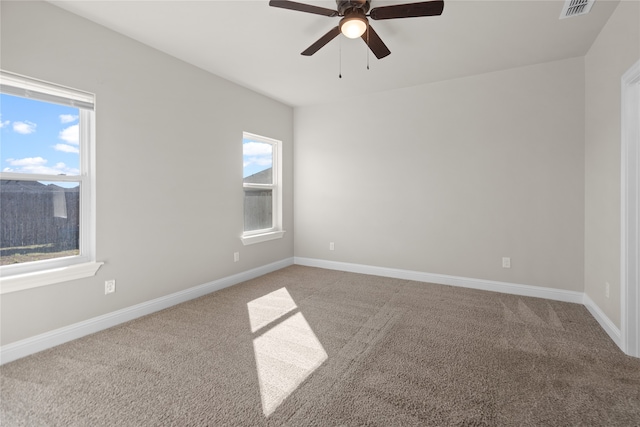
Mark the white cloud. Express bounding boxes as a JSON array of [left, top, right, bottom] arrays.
[[59, 114, 78, 124], [58, 124, 79, 145], [53, 143, 80, 154], [0, 114, 9, 128], [3, 157, 79, 175], [13, 121, 37, 134], [245, 156, 272, 167], [243, 156, 273, 172], [243, 142, 272, 156], [6, 157, 47, 167]]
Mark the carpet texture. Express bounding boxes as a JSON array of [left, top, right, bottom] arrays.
[[1, 265, 639, 426]]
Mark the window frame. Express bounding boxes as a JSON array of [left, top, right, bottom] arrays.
[[0, 70, 102, 294], [241, 132, 285, 245]]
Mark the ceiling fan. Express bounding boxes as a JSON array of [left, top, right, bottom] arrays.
[[269, 0, 445, 59]]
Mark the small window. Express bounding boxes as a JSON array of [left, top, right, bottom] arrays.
[[0, 71, 100, 292], [241, 132, 284, 245]]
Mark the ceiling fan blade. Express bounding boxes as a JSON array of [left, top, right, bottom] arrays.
[[361, 25, 391, 59], [269, 0, 338, 17], [301, 26, 341, 56], [369, 0, 444, 20]]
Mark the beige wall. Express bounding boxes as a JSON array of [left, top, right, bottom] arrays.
[[585, 0, 640, 328], [295, 58, 585, 292], [0, 1, 294, 345]]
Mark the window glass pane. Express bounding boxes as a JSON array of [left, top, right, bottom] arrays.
[[0, 93, 80, 176], [243, 139, 273, 184], [244, 188, 273, 231], [0, 180, 80, 265]]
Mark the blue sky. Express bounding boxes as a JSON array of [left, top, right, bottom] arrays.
[[0, 93, 80, 177], [243, 138, 273, 178]]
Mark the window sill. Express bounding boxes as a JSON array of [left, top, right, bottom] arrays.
[[0, 261, 104, 294], [241, 230, 286, 246]]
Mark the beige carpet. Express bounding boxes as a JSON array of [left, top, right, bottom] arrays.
[[2, 265, 639, 426]]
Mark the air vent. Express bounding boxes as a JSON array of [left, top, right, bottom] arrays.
[[560, 0, 595, 19]]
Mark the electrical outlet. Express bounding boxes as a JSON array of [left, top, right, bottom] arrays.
[[605, 282, 610, 298], [105, 280, 116, 295], [329, 242, 335, 251], [234, 252, 240, 262], [502, 257, 511, 268]]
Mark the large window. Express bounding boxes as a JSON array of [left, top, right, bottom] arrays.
[[0, 71, 100, 293], [242, 132, 284, 245]]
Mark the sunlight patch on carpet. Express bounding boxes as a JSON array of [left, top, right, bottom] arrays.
[[247, 287, 298, 333], [248, 288, 327, 416]]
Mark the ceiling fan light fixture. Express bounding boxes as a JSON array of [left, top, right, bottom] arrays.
[[339, 14, 367, 39], [270, 0, 445, 59]]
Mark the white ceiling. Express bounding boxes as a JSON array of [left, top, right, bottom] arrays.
[[49, 0, 619, 107]]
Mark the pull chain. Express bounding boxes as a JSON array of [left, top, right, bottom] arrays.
[[366, 26, 370, 70], [339, 36, 343, 79]]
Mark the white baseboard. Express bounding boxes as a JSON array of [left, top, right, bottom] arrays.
[[295, 257, 626, 350], [294, 257, 584, 304], [0, 257, 294, 365], [2, 257, 624, 364], [583, 293, 622, 348]]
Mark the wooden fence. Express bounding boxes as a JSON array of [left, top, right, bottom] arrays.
[[0, 180, 79, 250]]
